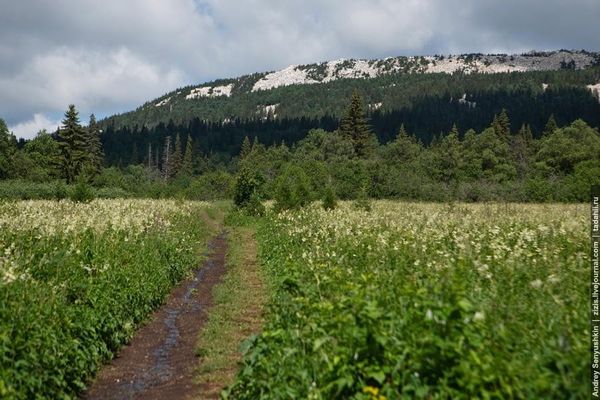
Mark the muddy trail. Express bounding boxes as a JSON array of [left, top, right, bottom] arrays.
[[83, 231, 228, 400]]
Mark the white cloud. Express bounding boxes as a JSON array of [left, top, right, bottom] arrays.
[[1, 0, 599, 139], [9, 113, 61, 140]]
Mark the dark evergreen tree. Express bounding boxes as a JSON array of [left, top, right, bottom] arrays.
[[491, 109, 511, 141], [130, 142, 139, 165], [172, 133, 183, 175], [512, 124, 534, 177], [339, 90, 377, 157], [56, 105, 87, 183], [240, 135, 252, 159], [180, 134, 193, 176], [543, 114, 559, 136], [85, 114, 104, 177], [162, 135, 172, 180]]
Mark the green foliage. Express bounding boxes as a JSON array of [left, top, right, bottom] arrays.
[[172, 133, 183, 176], [0, 201, 213, 399], [353, 184, 372, 211], [185, 171, 234, 201], [69, 180, 95, 203], [226, 202, 587, 399], [536, 119, 600, 175], [233, 165, 263, 208], [84, 114, 104, 179], [339, 91, 377, 158], [0, 119, 18, 180], [243, 192, 266, 216], [322, 183, 337, 210], [56, 105, 88, 184], [273, 164, 313, 211], [180, 134, 194, 177], [239, 135, 252, 160]]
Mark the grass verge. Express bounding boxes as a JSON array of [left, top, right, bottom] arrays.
[[195, 222, 266, 398]]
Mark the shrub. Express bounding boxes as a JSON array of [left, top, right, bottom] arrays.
[[352, 184, 371, 211], [322, 184, 337, 210], [69, 181, 95, 203], [233, 165, 263, 208], [185, 171, 234, 201], [243, 192, 266, 216], [273, 165, 313, 211]]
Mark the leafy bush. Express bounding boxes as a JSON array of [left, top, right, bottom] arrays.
[[352, 184, 371, 211], [233, 165, 263, 208], [69, 181, 95, 203], [226, 202, 587, 399], [273, 164, 313, 211], [185, 171, 234, 201], [322, 184, 337, 210], [0, 180, 66, 200], [0, 200, 212, 399]]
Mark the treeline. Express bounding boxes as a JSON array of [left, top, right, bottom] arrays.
[[99, 84, 600, 166], [1, 91, 599, 202], [231, 91, 600, 206]]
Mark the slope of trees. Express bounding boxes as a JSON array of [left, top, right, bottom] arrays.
[[1, 90, 599, 203]]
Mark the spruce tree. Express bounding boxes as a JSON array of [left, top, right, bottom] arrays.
[[543, 114, 558, 136], [162, 135, 172, 180], [339, 90, 376, 157], [513, 123, 534, 177], [491, 109, 511, 141], [147, 142, 153, 169], [172, 133, 183, 175], [57, 105, 87, 183], [180, 134, 193, 176], [240, 135, 251, 159], [130, 142, 139, 165], [85, 114, 104, 177]]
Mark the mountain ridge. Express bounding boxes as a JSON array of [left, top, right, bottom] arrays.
[[100, 49, 600, 132], [149, 49, 600, 103]]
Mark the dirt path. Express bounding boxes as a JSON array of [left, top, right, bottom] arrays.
[[83, 231, 228, 400], [195, 227, 266, 398]]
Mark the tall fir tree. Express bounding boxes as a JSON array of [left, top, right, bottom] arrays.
[[339, 90, 376, 157], [172, 133, 183, 176], [543, 114, 558, 136], [56, 105, 87, 183], [147, 142, 153, 169], [162, 135, 172, 180], [491, 109, 511, 141], [130, 142, 139, 165], [85, 114, 104, 178], [180, 134, 194, 176], [240, 135, 252, 159], [512, 123, 534, 177]]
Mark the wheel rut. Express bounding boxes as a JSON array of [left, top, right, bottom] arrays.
[[83, 230, 228, 400]]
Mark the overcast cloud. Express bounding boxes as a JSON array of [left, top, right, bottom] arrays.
[[1, 0, 599, 138]]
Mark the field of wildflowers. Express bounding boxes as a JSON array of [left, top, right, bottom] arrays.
[[0, 199, 213, 399], [227, 201, 588, 399]]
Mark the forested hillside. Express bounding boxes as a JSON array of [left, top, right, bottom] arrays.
[[2, 50, 599, 203], [99, 50, 600, 165]]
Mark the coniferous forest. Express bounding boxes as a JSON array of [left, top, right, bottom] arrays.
[[1, 77, 599, 203]]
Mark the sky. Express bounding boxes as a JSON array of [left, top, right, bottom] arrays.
[[1, 0, 599, 139]]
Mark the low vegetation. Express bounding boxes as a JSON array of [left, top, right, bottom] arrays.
[[0, 200, 216, 399], [227, 201, 587, 399]]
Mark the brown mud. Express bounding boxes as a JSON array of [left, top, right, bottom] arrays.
[[83, 231, 228, 400]]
